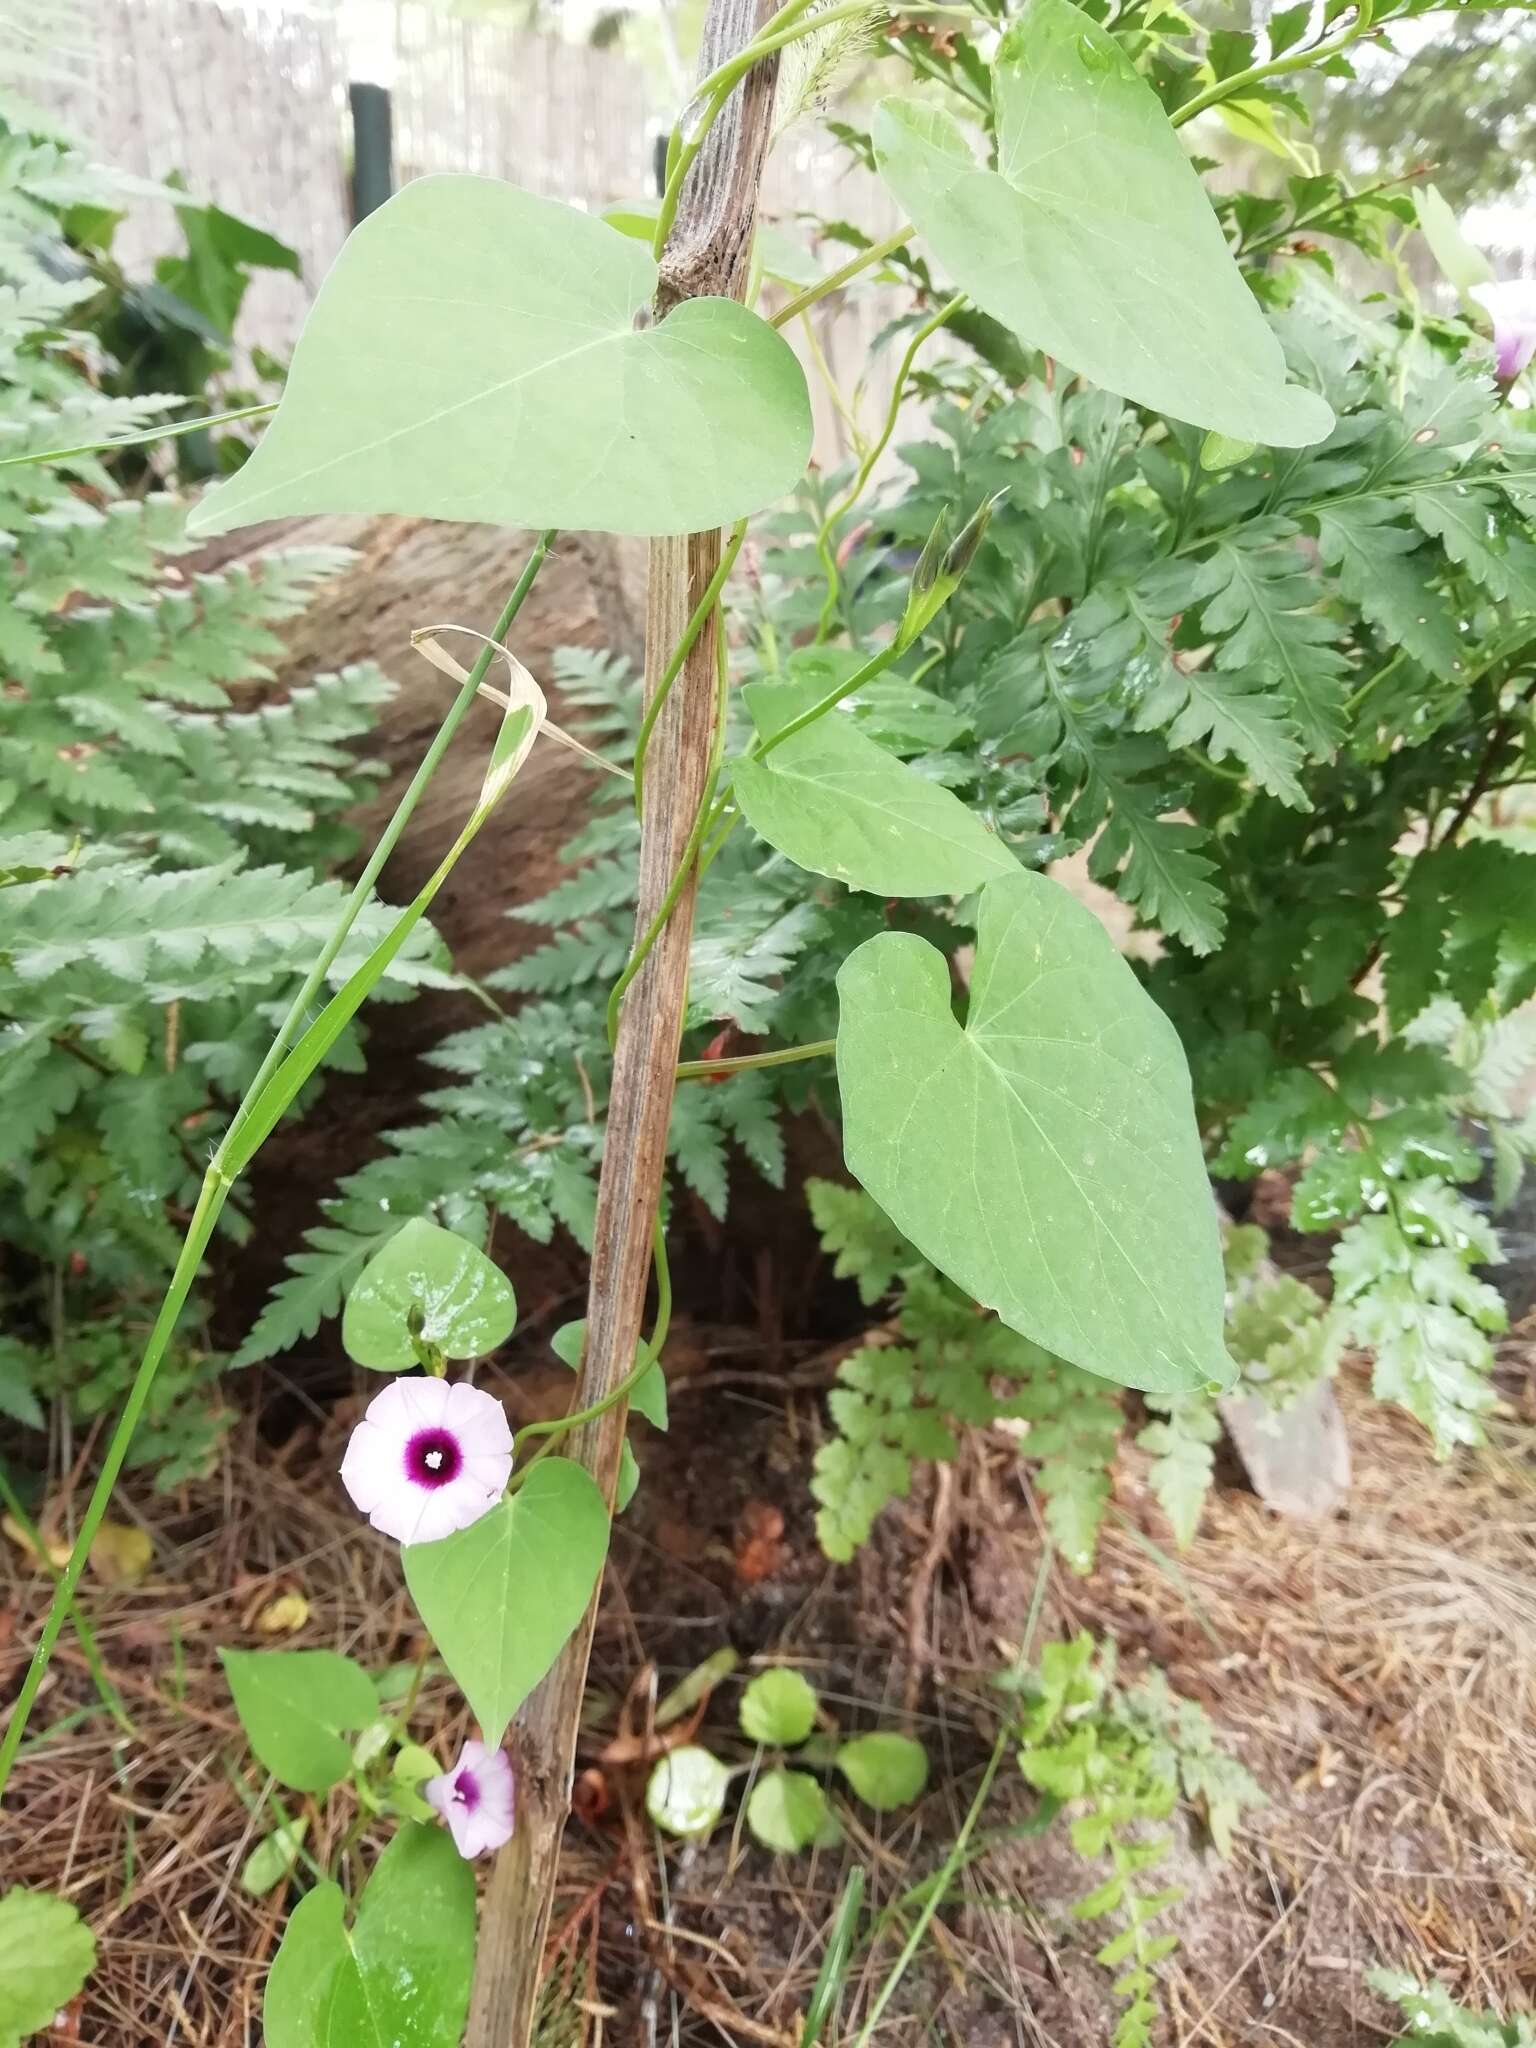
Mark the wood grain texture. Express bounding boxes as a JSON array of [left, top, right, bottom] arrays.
[[464, 6, 781, 2041]]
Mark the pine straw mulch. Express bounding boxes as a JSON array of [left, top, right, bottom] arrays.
[[3, 1331, 1535, 2048]]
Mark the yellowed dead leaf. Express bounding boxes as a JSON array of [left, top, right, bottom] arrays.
[[89, 1520, 153, 1586], [255, 1592, 311, 1635], [2, 1513, 70, 1569]]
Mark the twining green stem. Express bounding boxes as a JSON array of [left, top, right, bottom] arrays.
[[1169, 0, 1375, 129], [0, 538, 556, 1801], [653, 0, 821, 255], [694, 804, 742, 879], [512, 1224, 673, 1465], [0, 400, 277, 470], [675, 1038, 835, 1080], [652, 1, 984, 257], [0, 1179, 223, 1797], [751, 638, 906, 765], [0, 1469, 135, 1741], [605, 612, 732, 1050], [771, 225, 914, 329], [633, 519, 747, 815], [815, 294, 965, 640]]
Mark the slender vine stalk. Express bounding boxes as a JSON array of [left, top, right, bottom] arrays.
[[675, 1037, 835, 1079], [652, 1, 982, 254], [605, 611, 732, 1048], [0, 1469, 134, 1742], [633, 518, 747, 812], [1169, 0, 1375, 129], [751, 636, 909, 763], [0, 535, 557, 1801], [512, 1226, 673, 1462], [815, 293, 965, 638], [770, 223, 913, 329]]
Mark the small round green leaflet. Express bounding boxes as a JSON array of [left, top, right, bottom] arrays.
[[871, 0, 1334, 448], [835, 869, 1234, 1396], [0, 1889, 95, 2047], [219, 1646, 379, 1794], [745, 1768, 840, 1853], [341, 1217, 516, 1371], [186, 175, 813, 541], [732, 679, 1018, 897], [739, 1666, 818, 1746], [402, 1456, 610, 1746], [835, 1731, 930, 1811], [646, 1745, 731, 1838], [264, 1824, 475, 2048]]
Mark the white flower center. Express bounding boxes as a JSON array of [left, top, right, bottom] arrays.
[[424, 1447, 445, 1471]]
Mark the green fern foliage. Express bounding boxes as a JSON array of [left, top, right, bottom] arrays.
[[1370, 1971, 1536, 2048], [1136, 1395, 1219, 1551], [807, 1185, 1121, 1571], [0, 136, 413, 1454], [1008, 1359, 1123, 1574], [805, 1177, 918, 1304], [1008, 1634, 1262, 2048]]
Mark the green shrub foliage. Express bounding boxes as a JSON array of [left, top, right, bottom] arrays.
[[0, 121, 429, 1466]]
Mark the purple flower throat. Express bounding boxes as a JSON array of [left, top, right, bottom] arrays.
[[452, 1768, 481, 1811], [404, 1426, 463, 1490]]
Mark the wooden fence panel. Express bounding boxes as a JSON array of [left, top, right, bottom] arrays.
[[34, 0, 913, 476], [40, 0, 349, 349]]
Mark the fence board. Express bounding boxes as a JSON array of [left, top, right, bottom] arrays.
[[35, 0, 915, 476], [40, 0, 349, 349]]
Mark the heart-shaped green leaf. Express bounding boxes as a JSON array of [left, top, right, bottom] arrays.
[[0, 1890, 95, 2048], [739, 1667, 818, 1746], [645, 1746, 731, 1838], [187, 175, 812, 540], [220, 1647, 379, 1794], [746, 1768, 840, 1852], [836, 870, 1232, 1394], [342, 1217, 516, 1371], [732, 679, 1017, 897], [264, 1826, 475, 2048], [872, 0, 1333, 447], [836, 1732, 929, 1810], [402, 1456, 609, 1745]]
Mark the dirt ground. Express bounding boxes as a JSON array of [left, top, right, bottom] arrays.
[[6, 1289, 1535, 2048]]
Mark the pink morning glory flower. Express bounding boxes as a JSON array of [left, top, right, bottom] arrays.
[[340, 1376, 512, 1545], [1471, 280, 1536, 384], [425, 1738, 516, 1858]]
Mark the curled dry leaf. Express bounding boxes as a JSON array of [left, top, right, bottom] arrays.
[[733, 1500, 787, 1585], [255, 1592, 312, 1635], [89, 1520, 154, 1586]]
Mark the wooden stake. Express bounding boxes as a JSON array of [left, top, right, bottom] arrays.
[[464, 7, 780, 2040]]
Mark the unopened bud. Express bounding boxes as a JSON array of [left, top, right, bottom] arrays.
[[943, 489, 1006, 579], [910, 509, 951, 596]]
